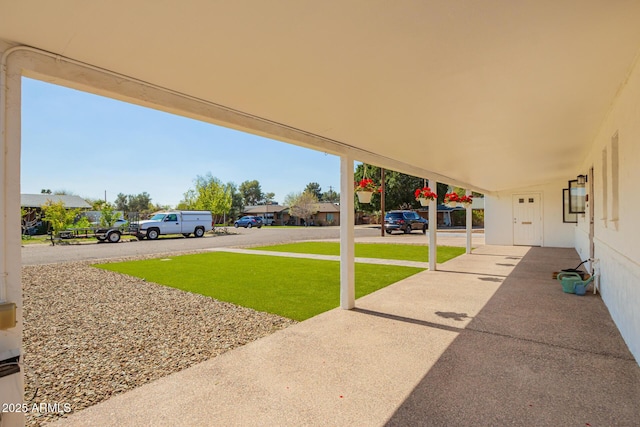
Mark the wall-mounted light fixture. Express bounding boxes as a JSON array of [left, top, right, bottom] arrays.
[[577, 174, 587, 186]]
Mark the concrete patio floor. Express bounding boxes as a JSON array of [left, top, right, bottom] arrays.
[[52, 245, 639, 426]]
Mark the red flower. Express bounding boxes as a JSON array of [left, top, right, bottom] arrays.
[[459, 195, 473, 204], [415, 187, 437, 201], [444, 192, 461, 203], [355, 178, 379, 192]]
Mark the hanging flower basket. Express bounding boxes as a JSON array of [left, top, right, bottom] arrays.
[[355, 178, 379, 204], [444, 192, 461, 207], [459, 195, 473, 207], [414, 187, 437, 206], [356, 190, 374, 203]]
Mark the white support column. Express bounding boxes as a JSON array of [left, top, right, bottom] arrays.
[[339, 156, 355, 309], [1, 47, 26, 427], [429, 179, 437, 271], [466, 188, 473, 254]]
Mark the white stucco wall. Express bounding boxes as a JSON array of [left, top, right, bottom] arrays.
[[575, 53, 640, 361], [485, 180, 575, 248]]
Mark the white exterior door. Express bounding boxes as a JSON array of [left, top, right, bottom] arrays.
[[513, 194, 542, 246]]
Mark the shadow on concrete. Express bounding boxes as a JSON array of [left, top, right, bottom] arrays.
[[384, 247, 640, 426], [352, 308, 464, 333], [437, 269, 509, 278]]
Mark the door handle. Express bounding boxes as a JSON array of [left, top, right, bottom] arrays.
[[521, 221, 532, 225]]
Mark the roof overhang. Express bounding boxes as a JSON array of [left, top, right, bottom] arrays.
[[2, 1, 640, 193]]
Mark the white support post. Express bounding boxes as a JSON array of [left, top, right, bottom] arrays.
[[339, 156, 355, 309], [466, 188, 472, 254], [1, 46, 26, 427], [429, 179, 437, 271]]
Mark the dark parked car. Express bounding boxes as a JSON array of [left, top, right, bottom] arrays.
[[234, 216, 263, 228], [384, 210, 428, 234]]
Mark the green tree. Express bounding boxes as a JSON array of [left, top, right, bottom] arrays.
[[177, 188, 198, 210], [99, 202, 119, 228], [192, 174, 232, 223], [304, 182, 322, 200], [152, 203, 172, 211], [285, 191, 319, 226], [41, 200, 80, 236], [115, 193, 128, 211], [321, 187, 340, 203], [226, 182, 244, 222], [239, 180, 263, 206], [114, 192, 153, 214], [263, 192, 276, 204], [85, 198, 106, 210], [129, 192, 152, 213]]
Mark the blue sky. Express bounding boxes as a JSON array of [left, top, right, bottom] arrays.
[[20, 77, 341, 207]]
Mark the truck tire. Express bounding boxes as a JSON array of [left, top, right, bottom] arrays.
[[182, 233, 190, 238], [107, 231, 121, 243], [147, 228, 159, 240], [194, 227, 205, 238], [136, 234, 145, 240]]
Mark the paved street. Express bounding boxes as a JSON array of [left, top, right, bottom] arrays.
[[21, 226, 484, 265]]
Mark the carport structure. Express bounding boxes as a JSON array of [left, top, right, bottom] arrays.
[[2, 2, 640, 425]]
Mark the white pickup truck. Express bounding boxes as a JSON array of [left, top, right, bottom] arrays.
[[131, 211, 213, 240]]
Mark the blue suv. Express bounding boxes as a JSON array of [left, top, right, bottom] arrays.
[[384, 210, 428, 234]]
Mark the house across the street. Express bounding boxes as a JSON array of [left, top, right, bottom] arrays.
[[242, 202, 341, 226], [20, 193, 92, 235], [241, 204, 288, 225]]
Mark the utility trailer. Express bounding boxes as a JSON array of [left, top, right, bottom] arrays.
[[94, 217, 135, 243], [94, 219, 131, 243]]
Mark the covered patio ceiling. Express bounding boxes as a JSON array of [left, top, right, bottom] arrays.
[[2, 1, 640, 193]]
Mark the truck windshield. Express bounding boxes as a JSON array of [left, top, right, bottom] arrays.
[[150, 214, 166, 221]]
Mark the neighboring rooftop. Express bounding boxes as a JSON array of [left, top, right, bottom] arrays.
[[243, 204, 288, 214], [243, 202, 340, 214], [21, 193, 92, 209]]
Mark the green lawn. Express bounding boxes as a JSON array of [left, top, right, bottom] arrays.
[[252, 242, 465, 263], [94, 252, 424, 321]]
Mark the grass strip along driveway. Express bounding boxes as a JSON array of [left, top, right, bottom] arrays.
[[251, 242, 465, 264]]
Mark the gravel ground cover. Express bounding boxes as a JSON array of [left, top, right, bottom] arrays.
[[21, 257, 297, 426]]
